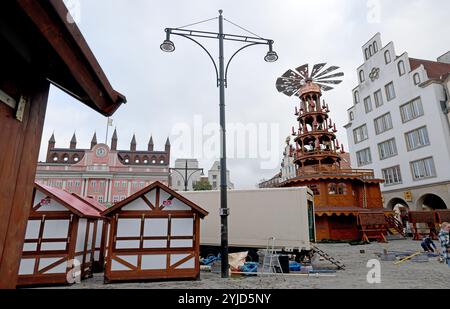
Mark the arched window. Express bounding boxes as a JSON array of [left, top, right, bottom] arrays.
[[398, 60, 406, 76], [413, 73, 421, 85], [354, 91, 360, 104], [337, 183, 348, 195], [52, 154, 59, 162], [73, 154, 80, 163], [63, 154, 69, 162], [359, 70, 365, 83], [385, 50, 391, 64], [369, 45, 374, 57], [365, 48, 370, 60], [124, 156, 130, 164], [373, 41, 378, 53], [328, 183, 337, 195], [349, 112, 355, 121]]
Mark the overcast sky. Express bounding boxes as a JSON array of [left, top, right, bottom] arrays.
[[41, 0, 450, 189]]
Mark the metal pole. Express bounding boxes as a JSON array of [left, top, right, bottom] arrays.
[[218, 9, 229, 279], [185, 160, 188, 191]]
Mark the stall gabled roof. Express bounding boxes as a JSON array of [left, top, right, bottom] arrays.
[[1, 0, 126, 116], [103, 181, 209, 218], [73, 194, 107, 213], [35, 183, 103, 219]]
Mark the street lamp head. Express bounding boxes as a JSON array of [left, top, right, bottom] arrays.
[[264, 41, 278, 63], [265, 51, 279, 63], [161, 31, 175, 53]]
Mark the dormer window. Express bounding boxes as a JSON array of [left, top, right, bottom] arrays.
[[124, 158, 130, 164], [144, 160, 148, 164], [373, 41, 378, 53], [160, 160, 165, 164], [53, 156, 58, 162], [365, 48, 370, 60], [152, 160, 156, 164], [369, 45, 374, 57], [354, 91, 360, 104], [63, 156, 69, 162], [385, 50, 391, 64], [135, 159, 140, 164], [413, 73, 421, 85], [359, 70, 365, 83]]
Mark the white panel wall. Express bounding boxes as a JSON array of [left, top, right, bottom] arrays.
[[171, 218, 193, 237], [164, 198, 191, 211], [76, 219, 87, 252], [121, 198, 151, 211], [25, 220, 41, 239], [19, 259, 35, 275], [117, 219, 141, 237], [141, 255, 166, 270], [146, 190, 157, 206], [144, 218, 167, 237], [43, 220, 69, 239]]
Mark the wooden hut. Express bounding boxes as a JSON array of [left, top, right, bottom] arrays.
[[0, 1, 125, 288], [17, 183, 105, 286], [102, 182, 208, 283]]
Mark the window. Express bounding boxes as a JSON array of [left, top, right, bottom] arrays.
[[114, 181, 119, 188], [413, 73, 421, 85], [75, 181, 80, 187], [353, 125, 369, 144], [365, 48, 370, 60], [385, 82, 396, 101], [328, 183, 337, 195], [364, 96, 373, 113], [411, 157, 436, 180], [354, 91, 360, 104], [356, 148, 372, 167], [308, 185, 320, 196], [398, 61, 406, 76], [369, 45, 374, 57], [337, 183, 347, 195], [122, 181, 127, 188], [374, 113, 393, 135], [359, 70, 365, 83], [113, 196, 119, 203], [405, 126, 430, 151], [385, 50, 391, 64], [349, 112, 354, 121], [373, 41, 378, 53], [374, 90, 384, 108], [378, 139, 398, 160], [382, 166, 402, 186], [92, 181, 97, 188], [98, 196, 104, 203], [400, 97, 424, 123]]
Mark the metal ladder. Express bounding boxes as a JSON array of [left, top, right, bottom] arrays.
[[311, 244, 346, 270], [261, 237, 285, 279]]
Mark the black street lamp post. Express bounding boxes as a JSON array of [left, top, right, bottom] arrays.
[[170, 160, 204, 192], [161, 10, 277, 278]]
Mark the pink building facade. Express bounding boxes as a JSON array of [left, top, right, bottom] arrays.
[[36, 130, 171, 206]]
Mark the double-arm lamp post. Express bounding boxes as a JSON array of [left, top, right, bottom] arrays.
[[170, 160, 204, 192], [161, 10, 278, 278]]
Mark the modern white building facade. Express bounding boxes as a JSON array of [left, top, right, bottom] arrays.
[[345, 33, 450, 211], [171, 159, 203, 191], [208, 161, 234, 190]]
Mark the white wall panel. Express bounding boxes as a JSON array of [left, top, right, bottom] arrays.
[[117, 219, 141, 237], [141, 255, 166, 270], [23, 243, 37, 252], [76, 219, 87, 252], [121, 198, 151, 211], [170, 239, 193, 248], [33, 191, 47, 206], [143, 240, 167, 249], [170, 254, 190, 266], [43, 220, 69, 239], [146, 189, 157, 206], [116, 240, 140, 249], [43, 261, 67, 274], [39, 258, 62, 271], [171, 219, 193, 237], [164, 198, 191, 211], [25, 220, 41, 239], [175, 257, 195, 269], [144, 218, 167, 237], [111, 255, 138, 271], [95, 220, 103, 247], [41, 242, 67, 251], [38, 200, 68, 212], [19, 259, 35, 275]]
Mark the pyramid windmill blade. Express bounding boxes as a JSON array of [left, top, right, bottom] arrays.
[[282, 69, 301, 80], [316, 72, 344, 81], [295, 64, 309, 79], [310, 63, 327, 79], [316, 83, 334, 91], [314, 66, 340, 79], [316, 80, 343, 85]]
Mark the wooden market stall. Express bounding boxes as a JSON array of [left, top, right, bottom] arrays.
[[409, 211, 438, 240], [17, 183, 106, 286], [102, 182, 208, 283], [0, 0, 126, 288]]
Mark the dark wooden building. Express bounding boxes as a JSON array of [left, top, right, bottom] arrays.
[[276, 64, 388, 242], [0, 0, 126, 288], [102, 182, 208, 283]]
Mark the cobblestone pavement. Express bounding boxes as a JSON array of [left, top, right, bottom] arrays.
[[43, 240, 450, 289]]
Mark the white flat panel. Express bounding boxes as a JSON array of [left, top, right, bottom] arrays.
[[171, 219, 193, 237], [170, 254, 190, 266], [38, 200, 68, 212], [121, 198, 151, 211], [43, 220, 70, 239], [159, 190, 172, 208], [33, 191, 47, 206], [23, 243, 37, 252], [111, 255, 138, 271], [145, 189, 157, 206], [39, 258, 62, 271], [170, 239, 193, 248], [86, 222, 94, 249], [117, 219, 141, 237], [19, 259, 35, 275], [141, 255, 166, 270], [25, 220, 41, 239], [43, 261, 67, 274], [144, 218, 167, 237], [116, 240, 140, 249], [143, 240, 167, 249], [95, 220, 103, 247], [163, 198, 191, 211], [76, 219, 87, 252], [41, 242, 67, 251], [175, 257, 195, 269]]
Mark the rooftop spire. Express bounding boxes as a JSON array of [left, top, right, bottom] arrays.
[[91, 132, 98, 149], [70, 133, 77, 149], [49, 133, 55, 144], [111, 128, 118, 151], [148, 135, 154, 151], [131, 134, 137, 151]]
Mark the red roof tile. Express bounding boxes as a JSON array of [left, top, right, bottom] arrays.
[[36, 183, 102, 218], [409, 58, 450, 80]]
